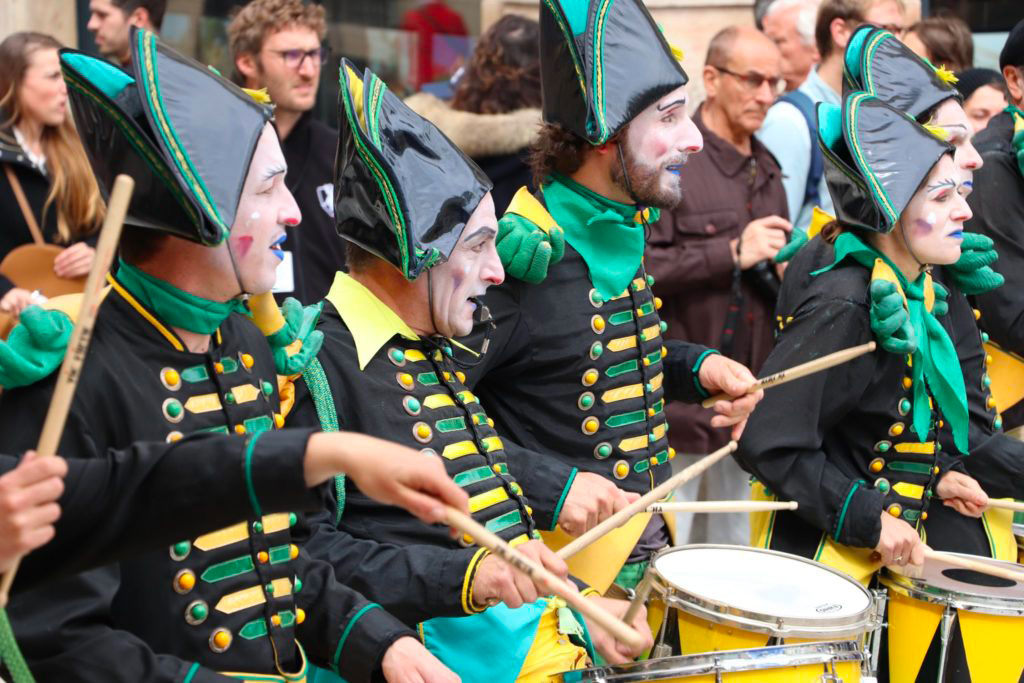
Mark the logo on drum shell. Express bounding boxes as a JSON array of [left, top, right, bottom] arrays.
[[815, 603, 843, 614]]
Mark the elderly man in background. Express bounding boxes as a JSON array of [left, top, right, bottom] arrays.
[[646, 26, 789, 546], [757, 0, 905, 249], [761, 0, 821, 92]]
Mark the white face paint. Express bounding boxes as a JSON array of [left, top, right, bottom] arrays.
[[899, 155, 973, 267], [424, 193, 503, 338], [226, 123, 301, 294]]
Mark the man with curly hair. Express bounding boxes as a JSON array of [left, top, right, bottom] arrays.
[[229, 0, 346, 304]]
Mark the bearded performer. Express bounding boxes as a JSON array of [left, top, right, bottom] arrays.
[[0, 31, 456, 683], [456, 0, 761, 595], [284, 60, 652, 683]]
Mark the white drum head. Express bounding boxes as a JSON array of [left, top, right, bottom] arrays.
[[652, 545, 873, 634]]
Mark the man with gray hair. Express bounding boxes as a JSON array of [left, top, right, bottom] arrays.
[[761, 0, 821, 92]]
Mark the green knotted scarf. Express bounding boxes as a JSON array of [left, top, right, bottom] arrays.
[[115, 260, 248, 335], [1006, 104, 1024, 178], [814, 231, 969, 453], [541, 174, 658, 301]]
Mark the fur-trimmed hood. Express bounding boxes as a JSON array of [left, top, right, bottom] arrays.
[[404, 92, 541, 159]]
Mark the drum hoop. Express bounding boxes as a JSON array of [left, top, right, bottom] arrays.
[[649, 544, 876, 636], [880, 556, 1024, 616], [556, 640, 863, 683]]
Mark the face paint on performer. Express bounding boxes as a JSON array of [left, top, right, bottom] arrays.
[[612, 84, 703, 210], [899, 154, 973, 267], [424, 193, 503, 338], [227, 123, 300, 294], [928, 99, 983, 172]]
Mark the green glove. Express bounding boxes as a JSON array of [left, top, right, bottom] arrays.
[[0, 305, 73, 389], [945, 231, 1005, 295], [869, 280, 917, 354], [265, 298, 324, 375], [774, 228, 807, 263], [496, 212, 565, 284]]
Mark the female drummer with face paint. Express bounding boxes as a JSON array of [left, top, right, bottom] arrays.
[[735, 90, 991, 580]]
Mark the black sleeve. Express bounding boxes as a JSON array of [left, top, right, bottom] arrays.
[[736, 299, 886, 548], [14, 428, 321, 592], [288, 374, 481, 624], [502, 439, 576, 532], [293, 546, 416, 683], [0, 380, 236, 682], [967, 156, 1024, 353], [661, 339, 717, 405]]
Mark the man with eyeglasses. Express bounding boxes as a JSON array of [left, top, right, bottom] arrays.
[[229, 0, 347, 305], [646, 25, 789, 547], [757, 0, 906, 254]]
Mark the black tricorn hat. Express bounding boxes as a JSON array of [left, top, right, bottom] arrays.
[[60, 28, 272, 245], [334, 59, 492, 280], [843, 25, 961, 122], [540, 0, 688, 144], [818, 92, 953, 233]]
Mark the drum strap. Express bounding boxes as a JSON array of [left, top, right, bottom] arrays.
[[4, 165, 44, 246]]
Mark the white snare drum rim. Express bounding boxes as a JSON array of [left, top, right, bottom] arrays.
[[555, 640, 864, 682], [650, 545, 875, 638], [881, 553, 1024, 616]]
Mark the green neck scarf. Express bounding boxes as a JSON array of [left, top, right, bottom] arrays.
[[116, 259, 248, 336], [1005, 104, 1024, 177], [541, 174, 658, 301], [815, 231, 969, 453]]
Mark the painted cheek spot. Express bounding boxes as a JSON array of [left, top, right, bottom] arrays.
[[233, 235, 254, 257], [911, 217, 935, 237]]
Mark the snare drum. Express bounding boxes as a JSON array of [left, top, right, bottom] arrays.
[[557, 641, 864, 682], [643, 545, 881, 665], [881, 553, 1024, 682]]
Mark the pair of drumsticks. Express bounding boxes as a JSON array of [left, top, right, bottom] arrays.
[[0, 184, 1020, 650]]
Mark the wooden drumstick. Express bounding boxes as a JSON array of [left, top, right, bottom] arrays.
[[557, 441, 738, 560], [919, 547, 1024, 583], [0, 174, 134, 607], [646, 500, 798, 514], [984, 499, 1024, 513], [443, 507, 647, 651], [623, 576, 654, 625], [701, 342, 877, 408]]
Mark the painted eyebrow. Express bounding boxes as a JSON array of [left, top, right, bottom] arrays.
[[463, 226, 497, 244], [926, 179, 956, 192], [261, 163, 287, 181], [657, 98, 686, 112]]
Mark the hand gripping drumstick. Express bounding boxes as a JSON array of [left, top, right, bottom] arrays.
[[443, 507, 647, 651], [557, 441, 738, 560], [646, 500, 798, 514], [700, 342, 877, 409], [0, 175, 134, 607]]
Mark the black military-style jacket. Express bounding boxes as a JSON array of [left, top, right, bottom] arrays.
[[289, 280, 550, 625], [736, 238, 967, 556], [0, 281, 409, 683], [468, 243, 714, 496], [8, 430, 322, 593]]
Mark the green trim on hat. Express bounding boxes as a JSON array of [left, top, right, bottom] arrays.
[[61, 66, 201, 228], [859, 30, 890, 97], [367, 72, 385, 148], [845, 92, 900, 225], [591, 0, 612, 141], [137, 30, 228, 241], [338, 67, 411, 276], [541, 0, 587, 95]]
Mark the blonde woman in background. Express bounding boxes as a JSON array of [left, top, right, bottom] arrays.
[[0, 32, 104, 317]]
